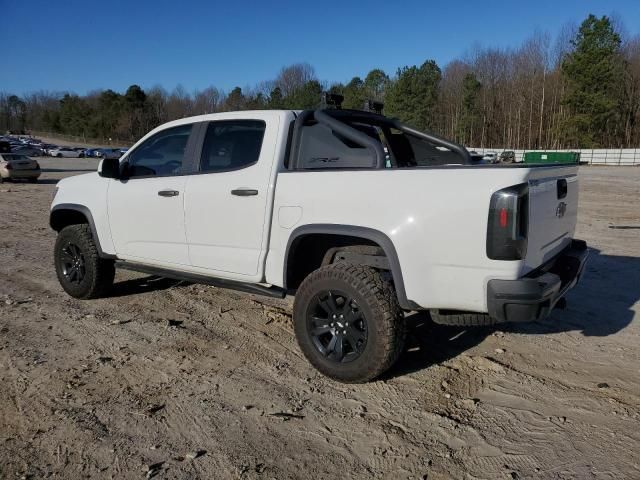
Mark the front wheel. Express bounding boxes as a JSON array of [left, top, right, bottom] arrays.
[[54, 224, 115, 299], [293, 263, 405, 383]]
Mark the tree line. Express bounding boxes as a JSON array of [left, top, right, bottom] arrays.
[[1, 14, 639, 149]]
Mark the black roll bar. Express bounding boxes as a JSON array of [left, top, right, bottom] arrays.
[[320, 109, 471, 164], [288, 110, 315, 170], [288, 108, 472, 169], [390, 119, 472, 165], [313, 110, 386, 169]]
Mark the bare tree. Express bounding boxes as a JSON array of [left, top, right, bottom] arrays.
[[274, 63, 317, 97]]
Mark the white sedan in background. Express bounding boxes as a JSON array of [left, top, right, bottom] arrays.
[[49, 147, 80, 158]]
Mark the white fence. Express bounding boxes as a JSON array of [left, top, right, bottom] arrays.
[[469, 148, 640, 165]]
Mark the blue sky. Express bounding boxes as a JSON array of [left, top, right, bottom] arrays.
[[2, 0, 639, 95]]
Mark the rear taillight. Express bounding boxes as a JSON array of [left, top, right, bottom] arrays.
[[487, 184, 528, 260]]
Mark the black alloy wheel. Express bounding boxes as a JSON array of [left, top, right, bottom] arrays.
[[307, 290, 368, 363], [59, 242, 86, 284]]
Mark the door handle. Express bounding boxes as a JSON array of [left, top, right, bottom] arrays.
[[231, 188, 258, 196], [158, 190, 179, 197]]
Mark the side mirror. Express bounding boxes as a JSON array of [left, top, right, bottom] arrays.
[[98, 157, 121, 179]]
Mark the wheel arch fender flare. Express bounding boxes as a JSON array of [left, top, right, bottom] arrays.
[[50, 203, 114, 259], [284, 224, 417, 310]]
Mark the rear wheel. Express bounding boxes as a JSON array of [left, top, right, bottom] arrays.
[[293, 263, 405, 383], [54, 224, 115, 299]]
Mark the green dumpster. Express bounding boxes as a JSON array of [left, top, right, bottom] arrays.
[[523, 151, 580, 164]]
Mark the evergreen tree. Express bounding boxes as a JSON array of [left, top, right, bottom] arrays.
[[124, 85, 147, 138], [286, 80, 323, 109], [342, 77, 366, 110], [268, 87, 284, 109], [327, 83, 345, 95], [124, 85, 146, 110], [225, 87, 245, 111], [457, 73, 482, 144], [246, 92, 267, 110], [7, 95, 27, 132], [363, 69, 390, 100], [93, 89, 123, 138], [386, 60, 441, 131], [561, 15, 624, 147], [59, 94, 91, 137]]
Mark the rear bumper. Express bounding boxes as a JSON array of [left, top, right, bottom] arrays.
[[3, 169, 41, 179], [487, 239, 589, 323]]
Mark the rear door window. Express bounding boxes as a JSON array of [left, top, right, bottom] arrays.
[[199, 120, 266, 173]]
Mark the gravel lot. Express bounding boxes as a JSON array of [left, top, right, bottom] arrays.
[[1, 158, 639, 479]]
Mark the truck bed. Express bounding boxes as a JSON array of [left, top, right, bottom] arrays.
[[268, 163, 580, 313]]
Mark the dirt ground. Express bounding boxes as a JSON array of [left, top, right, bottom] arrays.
[[1, 158, 639, 480]]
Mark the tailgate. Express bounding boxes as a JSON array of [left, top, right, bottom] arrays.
[[524, 166, 579, 273]]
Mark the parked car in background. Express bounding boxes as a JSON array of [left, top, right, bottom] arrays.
[[0, 153, 41, 183], [12, 145, 43, 156], [49, 147, 79, 158], [499, 150, 516, 163], [483, 151, 499, 163], [468, 151, 488, 163], [42, 144, 59, 155], [91, 148, 107, 158], [82, 148, 98, 158], [72, 147, 87, 157], [95, 148, 123, 159]]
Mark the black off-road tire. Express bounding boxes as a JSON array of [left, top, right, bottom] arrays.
[[293, 263, 406, 383], [54, 224, 115, 299], [430, 309, 497, 327]]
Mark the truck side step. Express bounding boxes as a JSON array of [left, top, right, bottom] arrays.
[[429, 309, 497, 327], [115, 261, 287, 299]]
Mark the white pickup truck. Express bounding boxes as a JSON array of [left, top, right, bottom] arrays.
[[50, 103, 588, 382]]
